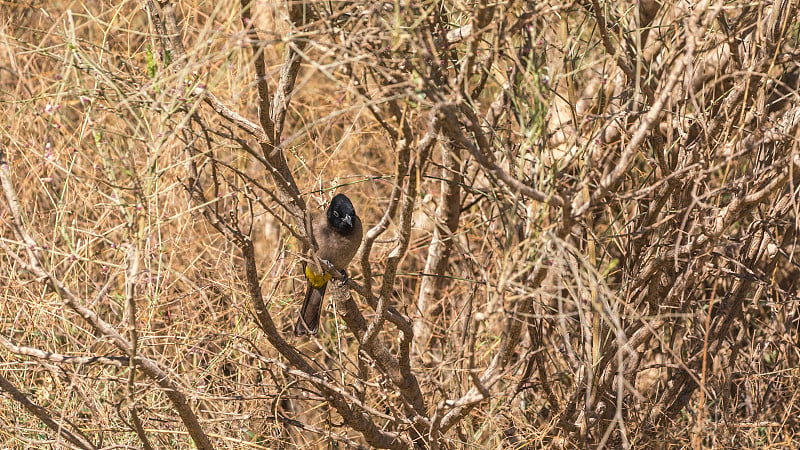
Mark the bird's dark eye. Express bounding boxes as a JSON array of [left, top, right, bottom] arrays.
[[333, 211, 340, 217]]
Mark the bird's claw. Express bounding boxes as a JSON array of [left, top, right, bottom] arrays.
[[340, 270, 349, 286]]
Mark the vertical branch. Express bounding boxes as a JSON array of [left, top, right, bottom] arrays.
[[413, 141, 463, 357], [125, 233, 154, 450], [364, 111, 439, 349], [271, 42, 305, 143], [455, 2, 496, 94], [588, 0, 636, 87], [146, 0, 186, 62], [239, 0, 276, 144], [359, 137, 411, 299], [237, 0, 305, 224]]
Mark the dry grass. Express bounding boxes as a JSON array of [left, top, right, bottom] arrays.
[[1, 0, 800, 448]]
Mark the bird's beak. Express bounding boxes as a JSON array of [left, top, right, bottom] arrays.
[[343, 215, 353, 227]]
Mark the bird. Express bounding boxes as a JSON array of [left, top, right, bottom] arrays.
[[295, 193, 363, 335]]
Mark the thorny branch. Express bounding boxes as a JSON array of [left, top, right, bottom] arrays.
[[4, 0, 800, 448]]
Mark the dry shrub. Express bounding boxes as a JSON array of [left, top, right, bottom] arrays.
[[1, 0, 799, 448]]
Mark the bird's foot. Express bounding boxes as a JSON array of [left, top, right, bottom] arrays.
[[340, 270, 349, 286]]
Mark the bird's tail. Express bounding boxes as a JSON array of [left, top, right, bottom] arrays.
[[294, 281, 328, 335]]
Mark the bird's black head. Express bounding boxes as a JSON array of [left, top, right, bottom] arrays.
[[327, 193, 358, 232]]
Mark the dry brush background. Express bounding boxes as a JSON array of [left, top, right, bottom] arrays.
[[1, 0, 800, 448]]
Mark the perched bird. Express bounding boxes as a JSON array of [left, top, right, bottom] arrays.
[[295, 193, 363, 335]]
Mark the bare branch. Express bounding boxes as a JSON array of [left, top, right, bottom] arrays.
[[0, 372, 97, 450]]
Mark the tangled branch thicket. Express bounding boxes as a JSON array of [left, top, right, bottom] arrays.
[[2, 0, 800, 448]]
